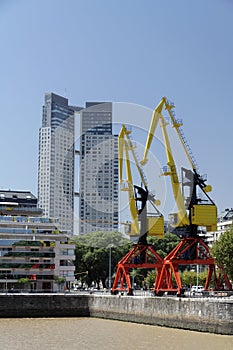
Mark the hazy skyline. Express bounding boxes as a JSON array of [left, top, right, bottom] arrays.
[[0, 0, 233, 214]]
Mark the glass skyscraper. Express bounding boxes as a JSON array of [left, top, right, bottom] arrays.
[[79, 102, 118, 234]]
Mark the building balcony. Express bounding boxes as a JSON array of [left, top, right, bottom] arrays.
[[0, 215, 58, 226], [0, 228, 61, 236], [59, 243, 75, 249], [1, 252, 55, 258], [59, 265, 75, 271], [12, 245, 55, 252], [0, 206, 43, 217], [56, 254, 75, 261], [4, 268, 55, 276], [0, 263, 55, 270]]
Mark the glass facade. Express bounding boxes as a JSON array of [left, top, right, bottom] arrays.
[[79, 102, 118, 234]]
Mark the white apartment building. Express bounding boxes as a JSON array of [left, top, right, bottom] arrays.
[[38, 93, 80, 234], [0, 190, 75, 292]]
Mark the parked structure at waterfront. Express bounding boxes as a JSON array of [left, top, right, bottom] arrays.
[[38, 92, 81, 234], [79, 102, 118, 234], [0, 190, 75, 292]]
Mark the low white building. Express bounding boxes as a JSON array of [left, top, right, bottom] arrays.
[[205, 208, 233, 247], [0, 190, 75, 292]]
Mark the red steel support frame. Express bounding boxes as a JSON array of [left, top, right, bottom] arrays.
[[154, 237, 232, 296], [111, 244, 163, 295]]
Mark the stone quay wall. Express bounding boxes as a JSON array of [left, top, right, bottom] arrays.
[[0, 294, 232, 335]]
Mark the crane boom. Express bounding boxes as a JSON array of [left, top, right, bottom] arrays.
[[141, 97, 196, 170], [159, 114, 189, 227], [119, 124, 163, 238], [118, 125, 139, 235], [141, 98, 189, 228], [141, 97, 166, 166], [164, 100, 197, 171]]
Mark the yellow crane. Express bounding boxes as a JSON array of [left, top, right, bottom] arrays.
[[111, 124, 164, 295], [139, 97, 233, 295], [141, 97, 217, 237], [118, 124, 164, 241]]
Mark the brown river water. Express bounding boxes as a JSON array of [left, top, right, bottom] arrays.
[[0, 318, 232, 350]]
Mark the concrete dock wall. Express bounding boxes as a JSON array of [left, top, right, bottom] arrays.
[[0, 294, 90, 318], [88, 295, 233, 335], [0, 294, 232, 335]]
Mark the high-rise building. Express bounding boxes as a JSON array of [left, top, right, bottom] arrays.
[[38, 93, 79, 234], [79, 102, 118, 234]]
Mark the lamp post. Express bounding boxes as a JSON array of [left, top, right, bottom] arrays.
[[196, 242, 199, 288], [109, 245, 113, 290], [5, 274, 7, 293]]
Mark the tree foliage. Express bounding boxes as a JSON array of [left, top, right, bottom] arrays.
[[18, 277, 31, 291], [180, 270, 209, 287], [54, 276, 66, 291], [210, 229, 233, 280], [147, 233, 181, 258], [54, 276, 66, 284], [145, 269, 210, 290], [18, 277, 30, 285], [71, 231, 131, 288], [145, 270, 156, 288]]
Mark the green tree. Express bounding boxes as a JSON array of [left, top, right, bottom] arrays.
[[180, 270, 209, 287], [180, 270, 196, 287], [210, 229, 233, 280], [71, 231, 130, 249], [54, 276, 66, 292], [145, 270, 156, 288], [71, 231, 131, 288], [147, 233, 181, 258], [18, 277, 31, 291]]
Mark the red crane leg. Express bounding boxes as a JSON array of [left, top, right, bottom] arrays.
[[154, 263, 177, 295], [172, 263, 183, 295], [205, 264, 215, 290], [154, 237, 232, 296], [112, 244, 163, 295]]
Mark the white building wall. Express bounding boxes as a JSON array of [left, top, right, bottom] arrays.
[[205, 210, 233, 246], [38, 127, 51, 218], [38, 93, 76, 234]]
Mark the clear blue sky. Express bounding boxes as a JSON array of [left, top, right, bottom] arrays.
[[0, 0, 233, 214]]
